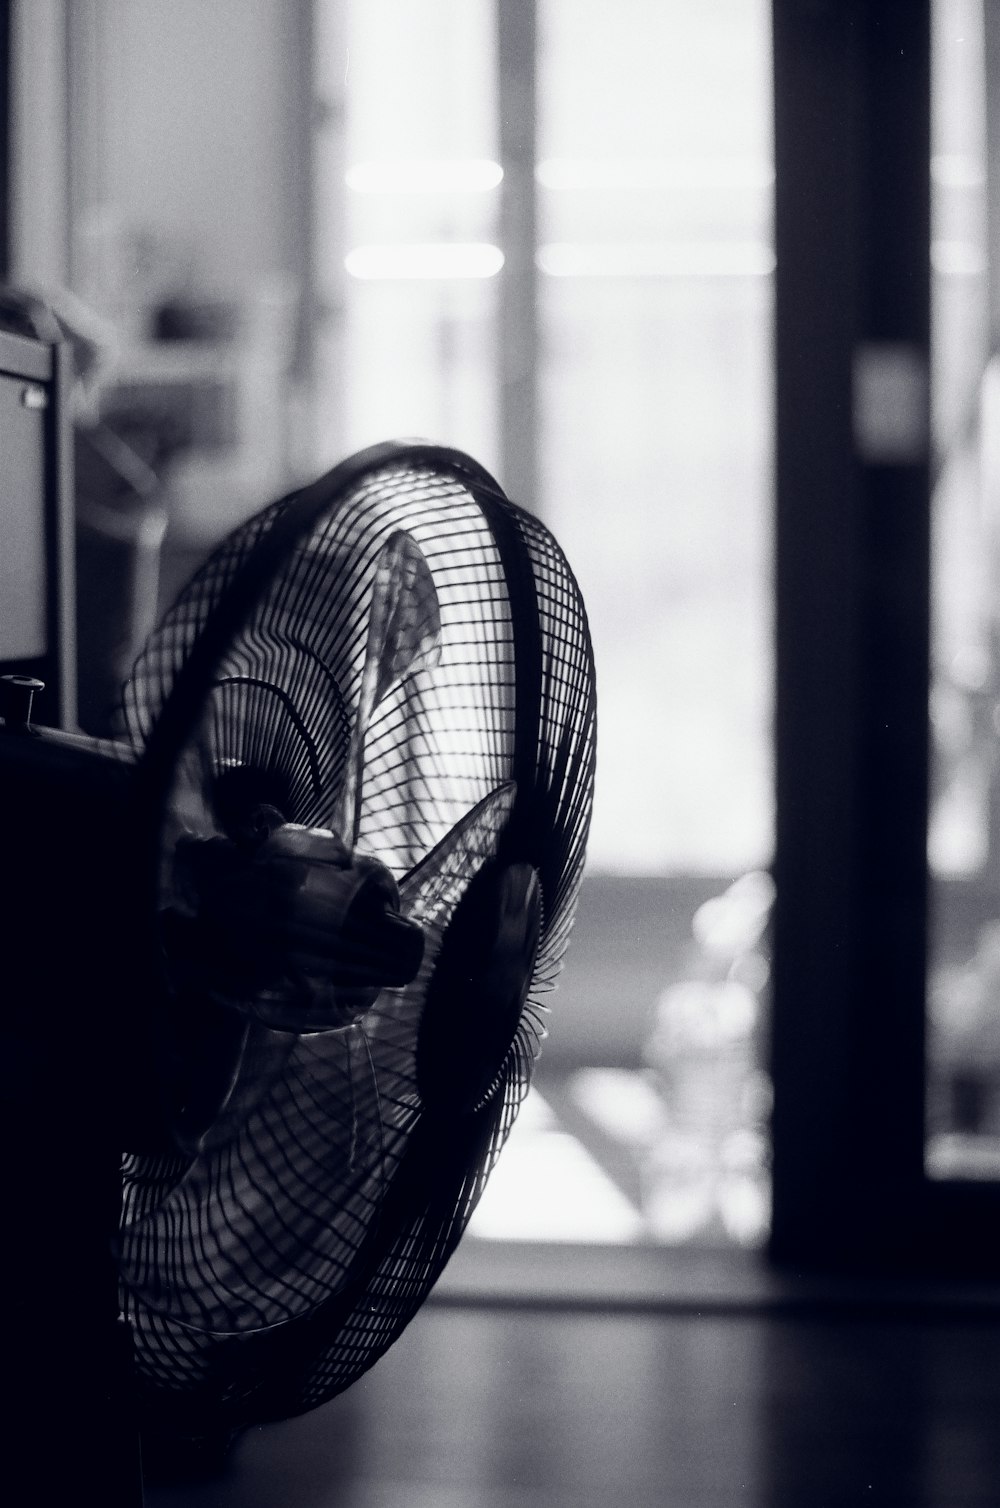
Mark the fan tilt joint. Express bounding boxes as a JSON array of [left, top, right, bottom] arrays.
[[170, 819, 424, 1031]]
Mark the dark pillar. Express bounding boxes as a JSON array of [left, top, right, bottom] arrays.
[[770, 0, 932, 1273]]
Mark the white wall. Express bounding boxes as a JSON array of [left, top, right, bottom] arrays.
[[2, 0, 312, 329], [9, 0, 70, 287], [7, 1, 317, 529], [11, 0, 310, 304], [73, 0, 307, 304]]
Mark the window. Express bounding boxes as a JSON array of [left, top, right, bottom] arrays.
[[313, 0, 775, 1252], [770, 0, 1000, 1279], [926, 0, 1000, 1184]]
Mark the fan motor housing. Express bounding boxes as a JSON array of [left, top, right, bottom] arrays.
[[172, 820, 424, 1030], [416, 859, 542, 1118]]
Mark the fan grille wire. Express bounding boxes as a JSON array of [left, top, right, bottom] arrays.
[[118, 445, 595, 1437]]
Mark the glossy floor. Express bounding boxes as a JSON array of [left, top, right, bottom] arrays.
[[146, 1291, 1000, 1507]]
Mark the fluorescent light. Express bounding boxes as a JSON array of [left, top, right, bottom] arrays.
[[536, 157, 774, 192], [346, 159, 503, 194], [345, 242, 505, 280], [537, 241, 775, 279]]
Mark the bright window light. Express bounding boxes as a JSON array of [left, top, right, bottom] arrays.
[[467, 1092, 645, 1243], [346, 158, 504, 194], [930, 152, 986, 188], [345, 242, 505, 280], [537, 241, 776, 279], [536, 156, 775, 191], [931, 239, 987, 277]]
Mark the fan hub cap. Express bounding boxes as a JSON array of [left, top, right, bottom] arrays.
[[170, 821, 424, 1029], [417, 860, 542, 1117]]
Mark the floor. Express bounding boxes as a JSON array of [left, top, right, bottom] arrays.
[[138, 1052, 1000, 1508], [464, 1068, 770, 1249], [144, 1277, 1000, 1508]]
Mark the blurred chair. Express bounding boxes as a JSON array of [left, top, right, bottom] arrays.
[[74, 418, 166, 736], [0, 282, 169, 736]]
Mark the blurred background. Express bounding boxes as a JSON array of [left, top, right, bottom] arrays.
[[4, 1, 1000, 1503], [4, 0, 778, 1254], [4, 0, 1000, 1254]]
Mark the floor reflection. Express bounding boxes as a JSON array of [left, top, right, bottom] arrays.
[[146, 1295, 1000, 1507], [468, 1069, 770, 1250]]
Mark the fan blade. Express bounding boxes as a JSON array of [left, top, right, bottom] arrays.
[[177, 1014, 298, 1158], [117, 785, 515, 1334], [245, 998, 535, 1418], [336, 531, 441, 850], [397, 781, 516, 914], [117, 1022, 387, 1333], [357, 782, 518, 1141]]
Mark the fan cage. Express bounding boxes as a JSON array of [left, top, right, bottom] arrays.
[[116, 443, 596, 1439]]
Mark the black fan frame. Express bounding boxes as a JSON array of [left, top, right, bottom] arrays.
[[123, 440, 596, 1441]]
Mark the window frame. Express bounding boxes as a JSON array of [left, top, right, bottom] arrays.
[[771, 0, 1000, 1280], [311, 0, 1000, 1282]]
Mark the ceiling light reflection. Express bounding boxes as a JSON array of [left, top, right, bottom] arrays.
[[536, 157, 775, 192], [345, 242, 505, 280]]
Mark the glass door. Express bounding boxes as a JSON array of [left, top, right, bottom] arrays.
[[312, 0, 777, 1256], [518, 0, 775, 1250], [313, 0, 501, 474], [926, 0, 1000, 1184]]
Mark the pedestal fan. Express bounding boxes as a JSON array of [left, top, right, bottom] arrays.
[[0, 441, 596, 1502]]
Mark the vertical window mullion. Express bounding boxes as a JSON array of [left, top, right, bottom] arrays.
[[770, 0, 932, 1274], [496, 0, 538, 510]]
